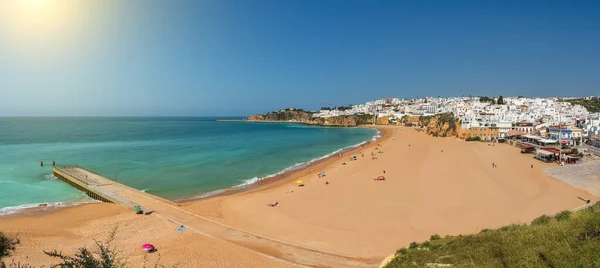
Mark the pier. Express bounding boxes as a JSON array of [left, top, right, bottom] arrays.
[[53, 166, 154, 214], [52, 165, 377, 267]]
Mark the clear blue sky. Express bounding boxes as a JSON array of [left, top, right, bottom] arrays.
[[1, 0, 599, 116]]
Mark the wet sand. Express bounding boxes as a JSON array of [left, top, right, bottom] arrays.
[[0, 126, 595, 267]]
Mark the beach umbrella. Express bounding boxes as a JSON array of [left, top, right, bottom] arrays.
[[142, 244, 155, 252], [296, 180, 303, 184], [377, 176, 385, 180]]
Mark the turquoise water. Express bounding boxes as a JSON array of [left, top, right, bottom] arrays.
[[0, 117, 376, 214]]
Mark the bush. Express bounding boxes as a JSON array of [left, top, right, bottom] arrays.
[[579, 217, 600, 241], [43, 229, 127, 268], [430, 234, 441, 241], [532, 215, 552, 225], [466, 136, 482, 142], [0, 231, 20, 259], [396, 248, 407, 255], [429, 244, 442, 250], [408, 242, 419, 249], [555, 210, 571, 221], [422, 241, 430, 248]]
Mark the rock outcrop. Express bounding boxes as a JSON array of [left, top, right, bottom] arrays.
[[400, 113, 469, 138], [247, 109, 313, 122], [247, 109, 373, 127]]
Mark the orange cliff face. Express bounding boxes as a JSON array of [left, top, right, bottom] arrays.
[[247, 109, 373, 127]]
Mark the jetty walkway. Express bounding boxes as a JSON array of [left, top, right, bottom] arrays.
[[53, 166, 378, 268]]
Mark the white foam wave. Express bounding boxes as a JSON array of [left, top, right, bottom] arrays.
[[44, 173, 58, 180], [186, 129, 382, 200], [190, 189, 227, 199], [0, 197, 99, 217]]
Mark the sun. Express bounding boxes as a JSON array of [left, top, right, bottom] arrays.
[[21, 0, 51, 9]]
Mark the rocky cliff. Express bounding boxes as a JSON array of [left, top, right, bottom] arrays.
[[401, 113, 471, 138], [247, 109, 373, 127], [247, 109, 313, 122], [306, 115, 373, 126]]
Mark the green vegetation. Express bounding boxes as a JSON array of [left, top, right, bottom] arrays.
[[0, 231, 20, 259], [466, 136, 482, 141], [497, 95, 505, 105], [319, 105, 353, 111], [564, 98, 600, 113], [0, 229, 174, 268], [479, 96, 496, 104], [355, 114, 374, 125], [385, 203, 600, 268]]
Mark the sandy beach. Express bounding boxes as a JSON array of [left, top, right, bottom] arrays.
[[0, 126, 596, 267]]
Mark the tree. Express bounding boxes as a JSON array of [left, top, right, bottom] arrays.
[[497, 95, 504, 105]]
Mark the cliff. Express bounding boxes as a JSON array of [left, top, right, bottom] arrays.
[[247, 109, 373, 127], [306, 115, 373, 126], [400, 113, 471, 138], [247, 109, 313, 122]]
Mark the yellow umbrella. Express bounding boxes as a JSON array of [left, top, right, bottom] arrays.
[[296, 180, 303, 184]]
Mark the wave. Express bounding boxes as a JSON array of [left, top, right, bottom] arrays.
[[186, 129, 381, 200], [44, 173, 58, 180], [0, 196, 99, 217]]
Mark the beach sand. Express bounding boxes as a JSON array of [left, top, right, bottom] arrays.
[[0, 126, 595, 267]]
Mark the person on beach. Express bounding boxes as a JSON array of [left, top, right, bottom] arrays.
[[325, 181, 329, 185], [383, 170, 386, 174], [531, 164, 533, 168]]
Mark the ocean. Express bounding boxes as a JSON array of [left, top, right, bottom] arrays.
[[0, 117, 377, 215]]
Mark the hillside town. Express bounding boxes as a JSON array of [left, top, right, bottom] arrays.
[[313, 96, 600, 160]]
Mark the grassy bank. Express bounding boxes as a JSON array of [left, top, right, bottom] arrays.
[[385, 202, 600, 267]]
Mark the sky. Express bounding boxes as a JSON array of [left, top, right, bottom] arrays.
[[0, 0, 599, 116]]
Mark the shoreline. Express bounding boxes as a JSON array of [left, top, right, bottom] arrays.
[[0, 126, 386, 218], [175, 126, 387, 203], [1, 125, 597, 267]]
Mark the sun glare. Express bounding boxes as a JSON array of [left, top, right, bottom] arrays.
[[1, 0, 86, 52], [22, 0, 51, 9]]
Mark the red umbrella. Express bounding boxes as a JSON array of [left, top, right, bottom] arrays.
[[142, 244, 155, 252]]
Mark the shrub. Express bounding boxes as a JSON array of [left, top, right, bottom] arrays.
[[408, 242, 419, 249], [422, 241, 430, 248], [555, 210, 572, 221], [466, 136, 482, 142], [396, 248, 407, 255], [429, 244, 442, 250], [579, 217, 600, 241], [0, 231, 19, 259], [531, 215, 551, 225], [430, 234, 441, 241], [44, 229, 127, 268]]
